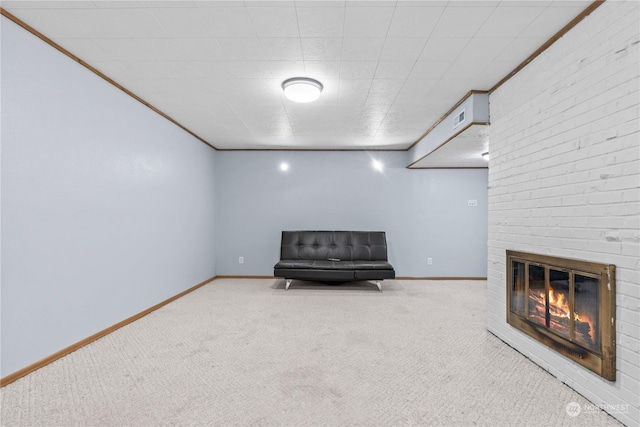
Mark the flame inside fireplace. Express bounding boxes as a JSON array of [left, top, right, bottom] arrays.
[[530, 286, 595, 344]]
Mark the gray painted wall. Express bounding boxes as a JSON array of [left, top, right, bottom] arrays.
[[1, 17, 217, 377], [215, 150, 488, 277]]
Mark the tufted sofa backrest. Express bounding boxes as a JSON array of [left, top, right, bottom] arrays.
[[280, 231, 389, 261]]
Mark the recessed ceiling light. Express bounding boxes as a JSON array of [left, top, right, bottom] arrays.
[[372, 159, 384, 172], [279, 162, 289, 172], [282, 77, 323, 103], [481, 152, 490, 161]]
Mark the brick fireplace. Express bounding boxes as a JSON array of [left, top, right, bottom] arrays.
[[486, 2, 639, 425]]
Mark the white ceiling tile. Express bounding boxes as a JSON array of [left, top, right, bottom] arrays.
[[175, 38, 226, 61], [496, 1, 552, 7], [259, 38, 303, 60], [304, 61, 341, 79], [296, 1, 346, 8], [493, 37, 547, 65], [221, 81, 284, 106], [230, 104, 289, 123], [426, 82, 470, 102], [244, 1, 296, 7], [400, 79, 438, 94], [408, 60, 451, 80], [94, 1, 195, 9], [247, 6, 299, 37], [4, 1, 96, 9], [192, 1, 248, 8], [208, 62, 241, 80], [346, 1, 397, 7], [135, 78, 201, 95], [545, 1, 593, 8], [92, 38, 187, 61], [193, 79, 239, 95], [341, 37, 385, 60], [7, 9, 85, 38], [340, 61, 378, 79], [467, 60, 515, 89], [431, 6, 496, 38], [151, 8, 215, 38], [387, 6, 444, 37], [393, 90, 430, 105], [267, 60, 306, 79], [228, 61, 273, 79], [343, 6, 395, 37], [234, 82, 275, 104], [519, 6, 587, 38], [443, 61, 488, 82], [446, 1, 499, 7], [310, 79, 339, 105], [337, 79, 372, 105], [48, 8, 168, 39], [301, 38, 343, 60], [296, 7, 344, 37], [379, 38, 427, 61], [374, 61, 414, 79], [215, 38, 265, 60], [475, 6, 545, 38], [98, 9, 168, 38], [359, 110, 387, 127], [162, 61, 215, 79], [418, 37, 470, 61], [204, 7, 256, 37], [368, 79, 405, 98], [455, 37, 512, 63]]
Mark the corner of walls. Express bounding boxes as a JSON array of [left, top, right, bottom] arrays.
[[1, 15, 217, 378]]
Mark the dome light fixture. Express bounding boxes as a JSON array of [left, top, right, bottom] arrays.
[[282, 77, 323, 103], [481, 152, 490, 161]]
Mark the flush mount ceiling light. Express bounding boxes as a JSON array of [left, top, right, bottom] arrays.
[[481, 152, 490, 161], [282, 77, 323, 103]]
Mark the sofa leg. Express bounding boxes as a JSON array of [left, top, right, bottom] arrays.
[[375, 281, 382, 292], [285, 279, 292, 291]]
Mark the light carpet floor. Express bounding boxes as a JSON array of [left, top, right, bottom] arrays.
[[1, 279, 622, 426]]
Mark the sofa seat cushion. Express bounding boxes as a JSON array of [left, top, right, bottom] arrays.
[[274, 269, 356, 281], [275, 260, 394, 271]]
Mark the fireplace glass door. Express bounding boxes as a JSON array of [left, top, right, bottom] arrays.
[[506, 251, 615, 380], [574, 273, 600, 352]]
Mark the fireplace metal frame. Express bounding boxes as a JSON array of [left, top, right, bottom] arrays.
[[506, 250, 616, 381]]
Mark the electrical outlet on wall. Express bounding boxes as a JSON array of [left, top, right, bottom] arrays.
[[468, 200, 478, 207], [427, 257, 433, 265], [239, 256, 244, 264]]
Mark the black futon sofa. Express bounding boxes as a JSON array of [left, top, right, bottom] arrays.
[[274, 231, 395, 291]]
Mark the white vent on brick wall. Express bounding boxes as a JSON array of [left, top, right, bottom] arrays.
[[453, 109, 465, 129]]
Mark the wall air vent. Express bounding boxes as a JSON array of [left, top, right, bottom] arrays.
[[453, 109, 465, 129]]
